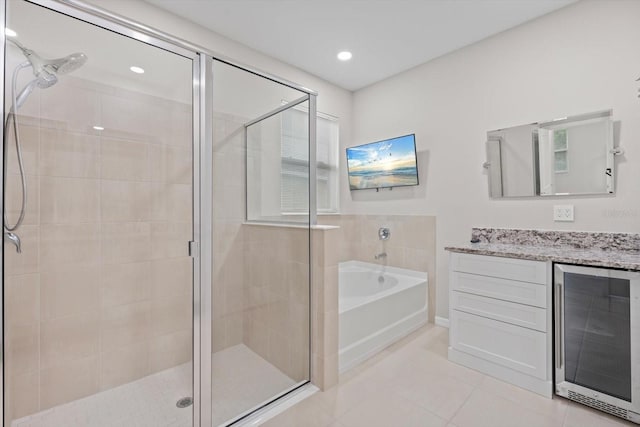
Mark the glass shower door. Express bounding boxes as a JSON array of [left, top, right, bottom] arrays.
[[3, 1, 196, 426], [210, 59, 312, 426]]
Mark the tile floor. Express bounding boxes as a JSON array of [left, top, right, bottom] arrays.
[[261, 324, 635, 427], [11, 344, 296, 427]]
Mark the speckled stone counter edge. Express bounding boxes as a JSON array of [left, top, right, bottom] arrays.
[[470, 227, 640, 252], [445, 228, 640, 271], [445, 243, 640, 271]]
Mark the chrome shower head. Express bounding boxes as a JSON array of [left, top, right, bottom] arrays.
[[23, 48, 88, 83], [8, 40, 87, 110], [42, 51, 88, 75], [9, 39, 87, 86]]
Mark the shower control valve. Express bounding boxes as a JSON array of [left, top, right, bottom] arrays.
[[378, 227, 390, 240]]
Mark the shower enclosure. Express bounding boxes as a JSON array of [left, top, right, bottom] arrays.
[[1, 1, 316, 426]]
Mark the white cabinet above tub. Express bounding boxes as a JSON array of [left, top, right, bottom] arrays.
[[448, 252, 553, 397]]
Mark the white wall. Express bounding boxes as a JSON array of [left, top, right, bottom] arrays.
[[347, 0, 640, 319]]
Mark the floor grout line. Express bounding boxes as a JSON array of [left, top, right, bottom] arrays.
[[445, 373, 486, 424]]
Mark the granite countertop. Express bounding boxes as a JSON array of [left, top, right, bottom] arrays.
[[445, 242, 640, 271], [445, 228, 640, 271]]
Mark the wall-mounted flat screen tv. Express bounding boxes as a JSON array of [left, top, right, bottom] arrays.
[[346, 134, 419, 190]]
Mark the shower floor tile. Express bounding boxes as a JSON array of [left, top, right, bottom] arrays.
[[12, 344, 296, 427]]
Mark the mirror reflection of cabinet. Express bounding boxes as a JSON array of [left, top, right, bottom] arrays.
[[486, 110, 616, 198]]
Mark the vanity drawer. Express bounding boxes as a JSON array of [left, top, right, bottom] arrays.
[[451, 271, 547, 308], [450, 253, 547, 284], [451, 290, 546, 332], [450, 310, 547, 380]]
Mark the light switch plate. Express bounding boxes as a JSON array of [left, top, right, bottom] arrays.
[[554, 205, 574, 222]]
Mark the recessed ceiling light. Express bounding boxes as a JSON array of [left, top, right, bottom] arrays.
[[337, 51, 352, 61], [93, 125, 104, 131], [5, 28, 17, 38], [130, 66, 145, 74]]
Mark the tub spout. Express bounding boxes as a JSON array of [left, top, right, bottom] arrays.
[[374, 252, 387, 260]]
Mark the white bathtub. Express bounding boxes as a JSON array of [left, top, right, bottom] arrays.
[[339, 260, 428, 373]]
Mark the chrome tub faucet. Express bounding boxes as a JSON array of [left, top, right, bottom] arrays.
[[374, 252, 387, 260]]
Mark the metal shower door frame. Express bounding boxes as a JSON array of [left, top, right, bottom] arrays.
[[0, 0, 207, 425], [0, 1, 5, 425]]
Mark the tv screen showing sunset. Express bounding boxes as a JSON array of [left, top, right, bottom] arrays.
[[346, 134, 419, 190]]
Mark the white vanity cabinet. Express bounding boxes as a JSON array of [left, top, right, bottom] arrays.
[[448, 252, 553, 397]]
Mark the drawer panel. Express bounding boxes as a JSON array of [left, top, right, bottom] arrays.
[[451, 271, 547, 308], [450, 310, 547, 379], [450, 253, 547, 284], [451, 291, 547, 332]]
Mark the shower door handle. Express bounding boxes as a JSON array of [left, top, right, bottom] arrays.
[[188, 240, 199, 258]]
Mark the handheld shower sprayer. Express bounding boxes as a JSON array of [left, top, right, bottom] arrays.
[[3, 40, 87, 252]]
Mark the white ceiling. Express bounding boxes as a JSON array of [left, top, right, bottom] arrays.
[[146, 0, 576, 91]]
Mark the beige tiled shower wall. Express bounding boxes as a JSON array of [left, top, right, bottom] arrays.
[[242, 224, 310, 383], [318, 214, 436, 322], [211, 112, 248, 353], [3, 76, 193, 424], [211, 111, 312, 385]]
